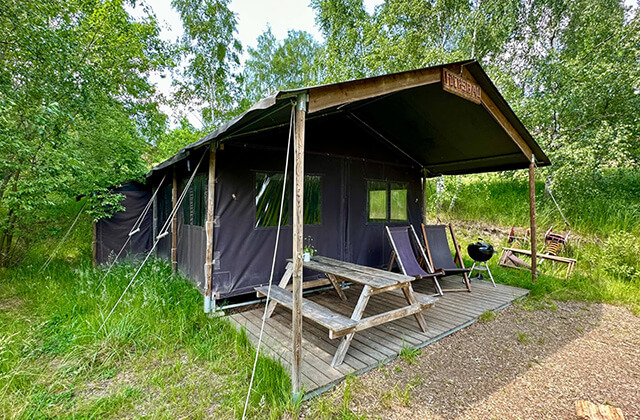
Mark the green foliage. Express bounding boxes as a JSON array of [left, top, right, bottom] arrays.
[[0, 0, 172, 265], [171, 0, 242, 127], [0, 256, 291, 418], [399, 343, 421, 365], [479, 310, 496, 323], [428, 168, 640, 237], [596, 232, 640, 283], [312, 0, 372, 81], [241, 28, 325, 107], [153, 119, 203, 164]]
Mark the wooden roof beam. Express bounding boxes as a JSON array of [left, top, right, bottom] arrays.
[[307, 67, 441, 114], [423, 152, 526, 175]]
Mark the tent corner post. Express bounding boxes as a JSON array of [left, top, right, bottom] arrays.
[[171, 166, 178, 272], [529, 154, 537, 283], [204, 148, 217, 313], [292, 92, 308, 396], [203, 294, 211, 313], [421, 173, 428, 226]]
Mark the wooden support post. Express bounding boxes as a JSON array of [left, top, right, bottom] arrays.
[[292, 93, 307, 399], [171, 166, 178, 272], [529, 154, 537, 282], [421, 174, 428, 225], [152, 185, 158, 247], [204, 148, 217, 313], [92, 222, 97, 267]]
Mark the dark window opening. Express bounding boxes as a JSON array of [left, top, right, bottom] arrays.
[[304, 175, 322, 225], [157, 182, 173, 233], [182, 173, 207, 227], [255, 172, 322, 228]]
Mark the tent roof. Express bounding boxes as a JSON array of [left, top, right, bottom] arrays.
[[151, 60, 550, 177]]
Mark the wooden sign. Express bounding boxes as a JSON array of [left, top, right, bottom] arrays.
[[442, 68, 482, 104]]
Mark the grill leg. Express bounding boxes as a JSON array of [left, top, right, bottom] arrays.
[[484, 262, 496, 287]]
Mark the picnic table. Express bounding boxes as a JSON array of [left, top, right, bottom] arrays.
[[256, 255, 437, 366]]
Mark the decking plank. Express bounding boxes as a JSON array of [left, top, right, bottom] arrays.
[[234, 311, 328, 387], [246, 311, 350, 381], [269, 307, 376, 369], [227, 278, 529, 397]]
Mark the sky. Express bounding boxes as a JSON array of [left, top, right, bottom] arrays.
[[148, 0, 381, 48]]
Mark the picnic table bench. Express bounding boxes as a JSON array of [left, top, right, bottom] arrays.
[[256, 255, 437, 366]]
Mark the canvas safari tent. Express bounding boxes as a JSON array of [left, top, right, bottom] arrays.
[[94, 59, 550, 308]]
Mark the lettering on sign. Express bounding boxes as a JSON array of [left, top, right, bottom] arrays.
[[442, 68, 482, 104]]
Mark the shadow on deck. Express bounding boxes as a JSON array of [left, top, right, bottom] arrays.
[[227, 276, 529, 398]]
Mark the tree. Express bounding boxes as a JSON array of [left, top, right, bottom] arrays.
[[311, 0, 372, 81], [311, 0, 640, 176], [241, 28, 325, 106], [0, 0, 171, 264], [153, 119, 203, 164], [171, 0, 242, 128]]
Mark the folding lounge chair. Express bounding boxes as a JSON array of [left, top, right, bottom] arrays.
[[543, 226, 571, 256], [386, 226, 445, 296], [421, 224, 472, 293]]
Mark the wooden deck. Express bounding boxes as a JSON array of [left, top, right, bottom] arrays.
[[227, 276, 529, 398]]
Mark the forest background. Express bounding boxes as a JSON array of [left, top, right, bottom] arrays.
[[1, 0, 639, 264]]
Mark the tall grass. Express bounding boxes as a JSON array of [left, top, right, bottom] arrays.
[[431, 167, 640, 314], [0, 255, 292, 418], [428, 168, 640, 237]]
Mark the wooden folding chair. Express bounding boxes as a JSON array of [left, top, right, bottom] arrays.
[[386, 226, 445, 296], [421, 223, 471, 293]]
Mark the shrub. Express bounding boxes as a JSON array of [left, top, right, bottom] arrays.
[[600, 231, 640, 282]]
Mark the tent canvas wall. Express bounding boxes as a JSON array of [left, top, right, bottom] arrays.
[[94, 182, 153, 265], [95, 60, 550, 301]]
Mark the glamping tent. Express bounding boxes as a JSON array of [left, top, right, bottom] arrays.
[[95, 59, 550, 307]]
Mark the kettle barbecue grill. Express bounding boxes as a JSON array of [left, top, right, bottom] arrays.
[[467, 238, 496, 287]]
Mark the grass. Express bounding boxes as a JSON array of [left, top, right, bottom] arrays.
[[306, 374, 367, 419], [479, 310, 496, 323], [516, 332, 531, 344], [0, 255, 293, 419], [427, 168, 640, 237], [428, 168, 640, 315], [399, 342, 421, 365]]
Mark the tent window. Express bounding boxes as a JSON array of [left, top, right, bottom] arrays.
[[157, 182, 173, 234], [182, 173, 207, 227], [256, 173, 290, 227], [367, 181, 408, 222], [390, 183, 408, 221], [255, 173, 322, 227], [304, 175, 322, 225], [368, 181, 388, 222]]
